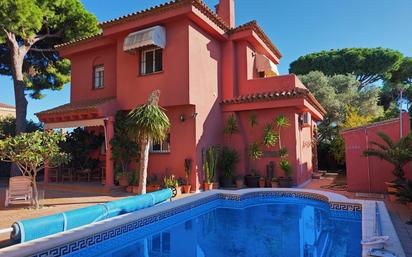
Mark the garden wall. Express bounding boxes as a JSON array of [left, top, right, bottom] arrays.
[[342, 113, 412, 193]]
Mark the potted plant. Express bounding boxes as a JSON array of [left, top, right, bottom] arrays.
[[278, 159, 293, 188], [246, 141, 262, 188], [271, 177, 279, 188], [115, 172, 130, 187], [163, 174, 181, 195], [219, 147, 239, 188], [245, 170, 260, 188], [259, 177, 266, 188], [235, 175, 244, 188], [146, 174, 161, 192], [203, 145, 219, 191], [182, 158, 192, 193], [363, 132, 412, 200], [127, 172, 137, 193]]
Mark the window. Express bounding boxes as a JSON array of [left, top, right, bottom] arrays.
[[141, 47, 163, 75], [93, 65, 104, 89], [150, 133, 170, 153]]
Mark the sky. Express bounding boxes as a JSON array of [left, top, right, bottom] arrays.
[[0, 0, 411, 122]]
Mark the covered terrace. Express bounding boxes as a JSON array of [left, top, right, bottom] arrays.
[[36, 97, 119, 191]]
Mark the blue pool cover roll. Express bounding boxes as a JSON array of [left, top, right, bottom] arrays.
[[12, 188, 173, 243]]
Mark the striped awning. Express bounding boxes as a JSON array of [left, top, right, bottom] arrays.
[[123, 26, 166, 52]]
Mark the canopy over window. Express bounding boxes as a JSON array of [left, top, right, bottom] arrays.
[[123, 26, 166, 52], [256, 54, 279, 76]]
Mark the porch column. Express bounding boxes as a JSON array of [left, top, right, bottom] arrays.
[[105, 117, 115, 188]]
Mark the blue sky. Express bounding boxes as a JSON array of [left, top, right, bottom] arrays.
[[0, 0, 411, 122]]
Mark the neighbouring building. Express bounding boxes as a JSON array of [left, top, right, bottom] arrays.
[[36, 0, 325, 191], [0, 103, 16, 118], [342, 113, 411, 193]]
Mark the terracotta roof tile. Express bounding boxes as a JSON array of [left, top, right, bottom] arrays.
[[222, 88, 326, 115], [56, 1, 228, 50], [230, 20, 282, 58], [0, 103, 15, 109], [100, 0, 228, 30], [36, 97, 116, 116], [55, 33, 103, 49]]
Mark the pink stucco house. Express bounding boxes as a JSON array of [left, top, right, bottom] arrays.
[[36, 0, 325, 191]]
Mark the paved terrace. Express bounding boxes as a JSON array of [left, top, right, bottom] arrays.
[[0, 177, 410, 255]]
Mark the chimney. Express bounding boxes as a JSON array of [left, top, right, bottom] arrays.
[[215, 0, 235, 28]]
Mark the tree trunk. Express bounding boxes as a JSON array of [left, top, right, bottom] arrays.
[[8, 41, 29, 176], [31, 176, 39, 209], [278, 129, 282, 150], [138, 137, 150, 194], [8, 41, 28, 134]]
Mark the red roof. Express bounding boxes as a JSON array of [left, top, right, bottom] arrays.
[[36, 98, 116, 116], [222, 88, 327, 115], [230, 20, 282, 58], [0, 103, 15, 109]]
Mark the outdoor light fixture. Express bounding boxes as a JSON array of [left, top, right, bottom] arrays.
[[180, 114, 186, 122]]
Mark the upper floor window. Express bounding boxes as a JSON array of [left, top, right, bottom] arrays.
[[93, 65, 104, 89], [141, 47, 163, 75], [150, 133, 170, 153]]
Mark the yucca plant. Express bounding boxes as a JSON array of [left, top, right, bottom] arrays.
[[363, 132, 412, 182], [127, 90, 171, 194], [275, 115, 290, 149], [223, 114, 239, 135], [248, 141, 263, 161], [262, 124, 278, 148]]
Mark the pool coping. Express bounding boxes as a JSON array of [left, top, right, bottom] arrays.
[[0, 188, 405, 257]]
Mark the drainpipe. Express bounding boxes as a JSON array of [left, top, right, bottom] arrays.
[[365, 128, 372, 193]]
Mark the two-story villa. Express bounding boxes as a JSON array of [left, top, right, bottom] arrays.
[[36, 0, 325, 191]]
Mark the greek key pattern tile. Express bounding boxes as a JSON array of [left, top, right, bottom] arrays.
[[329, 201, 362, 212], [30, 191, 361, 257]]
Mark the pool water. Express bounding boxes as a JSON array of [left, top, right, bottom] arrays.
[[69, 198, 361, 257]]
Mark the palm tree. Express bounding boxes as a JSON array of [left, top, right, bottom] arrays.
[[127, 90, 170, 194], [275, 115, 290, 150], [363, 132, 412, 182]]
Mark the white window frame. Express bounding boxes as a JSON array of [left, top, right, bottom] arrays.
[[93, 65, 104, 89], [150, 133, 170, 153], [140, 47, 163, 75]]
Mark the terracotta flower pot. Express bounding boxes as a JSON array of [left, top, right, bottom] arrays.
[[146, 185, 161, 193], [204, 182, 213, 191], [126, 186, 133, 193], [385, 181, 398, 202], [132, 186, 140, 194], [119, 175, 129, 187], [182, 185, 192, 194], [235, 179, 244, 189], [271, 181, 278, 188]]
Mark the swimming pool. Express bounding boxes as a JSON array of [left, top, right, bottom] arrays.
[[69, 196, 361, 257], [0, 189, 404, 257]]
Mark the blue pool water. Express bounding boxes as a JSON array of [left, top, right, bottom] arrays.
[[68, 197, 362, 257]]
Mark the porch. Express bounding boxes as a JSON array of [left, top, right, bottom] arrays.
[[35, 98, 119, 191]]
